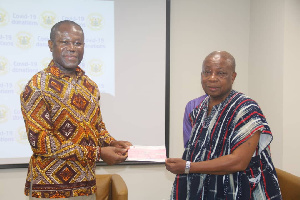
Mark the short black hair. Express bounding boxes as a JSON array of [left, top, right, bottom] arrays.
[[50, 20, 84, 41]]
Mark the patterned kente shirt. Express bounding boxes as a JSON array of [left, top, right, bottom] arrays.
[[171, 90, 282, 200], [20, 60, 115, 198]]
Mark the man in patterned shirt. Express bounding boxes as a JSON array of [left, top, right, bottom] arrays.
[[165, 51, 282, 199], [20, 20, 131, 200]]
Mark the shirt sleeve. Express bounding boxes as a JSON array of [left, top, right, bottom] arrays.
[[96, 114, 115, 146], [183, 102, 193, 148], [183, 95, 207, 147], [230, 99, 273, 154], [20, 77, 97, 161], [94, 88, 115, 147]]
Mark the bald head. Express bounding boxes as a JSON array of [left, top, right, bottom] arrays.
[[203, 51, 236, 72], [50, 20, 84, 42]]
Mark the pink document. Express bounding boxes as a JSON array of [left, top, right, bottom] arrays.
[[127, 146, 166, 162]]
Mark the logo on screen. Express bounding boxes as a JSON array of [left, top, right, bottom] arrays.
[[0, 105, 9, 123], [40, 11, 56, 28], [0, 8, 9, 26], [17, 127, 28, 144], [89, 59, 104, 76], [16, 32, 33, 49], [87, 13, 103, 30], [15, 79, 28, 95], [41, 57, 52, 69], [0, 57, 9, 75]]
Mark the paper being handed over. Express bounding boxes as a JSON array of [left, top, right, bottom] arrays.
[[127, 145, 166, 162]]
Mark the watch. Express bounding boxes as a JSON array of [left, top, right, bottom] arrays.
[[185, 161, 191, 174]]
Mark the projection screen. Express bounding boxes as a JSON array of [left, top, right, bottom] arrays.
[[0, 0, 167, 166]]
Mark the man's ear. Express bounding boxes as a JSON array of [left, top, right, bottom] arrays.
[[48, 40, 53, 52], [231, 72, 237, 84]]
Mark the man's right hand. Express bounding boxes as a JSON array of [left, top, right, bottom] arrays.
[[100, 146, 128, 165]]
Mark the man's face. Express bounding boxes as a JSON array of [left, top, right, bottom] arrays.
[[48, 23, 84, 72], [201, 54, 236, 104]]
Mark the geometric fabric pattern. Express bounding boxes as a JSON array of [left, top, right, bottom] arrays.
[[56, 164, 77, 183], [58, 119, 76, 140], [71, 93, 89, 112], [20, 60, 115, 198]]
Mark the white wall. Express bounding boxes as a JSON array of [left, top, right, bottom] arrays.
[[1, 0, 299, 200], [248, 0, 284, 169], [249, 0, 300, 176], [282, 0, 300, 175]]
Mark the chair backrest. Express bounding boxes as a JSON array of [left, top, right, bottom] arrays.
[[276, 168, 300, 200], [95, 174, 128, 200]]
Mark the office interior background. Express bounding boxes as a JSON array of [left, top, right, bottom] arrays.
[[1, 0, 299, 199]]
